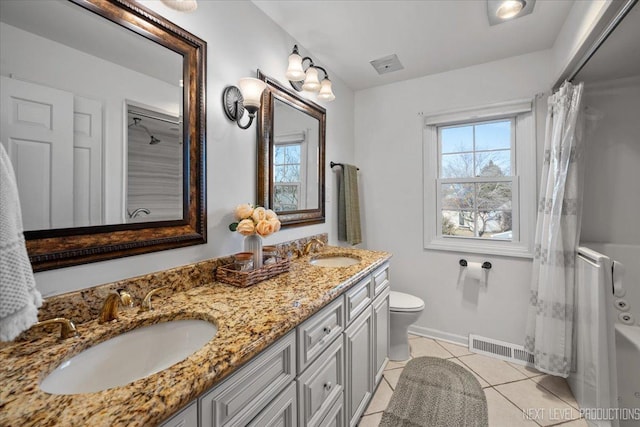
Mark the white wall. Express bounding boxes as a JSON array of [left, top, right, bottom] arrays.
[[354, 50, 555, 344], [581, 76, 640, 245], [32, 0, 355, 297]]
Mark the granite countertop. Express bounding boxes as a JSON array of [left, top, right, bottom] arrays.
[[0, 246, 391, 427]]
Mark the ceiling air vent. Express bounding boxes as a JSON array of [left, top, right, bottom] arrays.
[[370, 54, 404, 75]]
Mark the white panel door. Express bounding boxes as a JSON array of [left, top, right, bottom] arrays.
[[73, 96, 103, 227], [0, 76, 74, 230]]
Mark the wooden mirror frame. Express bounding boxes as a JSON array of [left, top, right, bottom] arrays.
[[25, 0, 207, 271], [257, 70, 326, 227]]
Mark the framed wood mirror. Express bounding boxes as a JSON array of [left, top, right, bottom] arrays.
[[257, 71, 325, 227], [0, 0, 206, 271]]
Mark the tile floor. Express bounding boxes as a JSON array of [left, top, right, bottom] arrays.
[[359, 335, 588, 427]]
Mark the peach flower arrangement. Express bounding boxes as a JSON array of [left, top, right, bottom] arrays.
[[229, 204, 281, 237]]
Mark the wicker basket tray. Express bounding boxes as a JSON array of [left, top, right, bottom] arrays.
[[216, 257, 291, 288]]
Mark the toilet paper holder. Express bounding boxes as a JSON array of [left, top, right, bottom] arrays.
[[459, 259, 492, 270]]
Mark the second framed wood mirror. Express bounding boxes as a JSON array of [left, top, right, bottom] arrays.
[[257, 70, 325, 227]]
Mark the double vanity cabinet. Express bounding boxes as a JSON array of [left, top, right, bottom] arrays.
[[162, 262, 390, 427]]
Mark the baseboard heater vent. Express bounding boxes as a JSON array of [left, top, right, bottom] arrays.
[[469, 334, 535, 366]]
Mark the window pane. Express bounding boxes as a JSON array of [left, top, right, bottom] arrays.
[[442, 210, 475, 237], [441, 183, 474, 209], [274, 184, 299, 211], [279, 165, 300, 182], [475, 120, 511, 151], [476, 182, 511, 210], [441, 153, 473, 178], [475, 150, 511, 176], [441, 126, 473, 153], [286, 144, 301, 162], [474, 211, 512, 240], [274, 165, 285, 182], [274, 146, 285, 164]]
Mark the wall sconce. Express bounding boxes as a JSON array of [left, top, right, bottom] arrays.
[[286, 45, 335, 102], [222, 77, 267, 129]]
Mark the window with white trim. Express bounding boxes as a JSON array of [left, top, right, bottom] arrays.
[[423, 99, 536, 257]]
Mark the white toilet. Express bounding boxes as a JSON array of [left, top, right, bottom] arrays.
[[389, 291, 425, 361]]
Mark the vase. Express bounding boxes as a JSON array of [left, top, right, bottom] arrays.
[[244, 234, 263, 269]]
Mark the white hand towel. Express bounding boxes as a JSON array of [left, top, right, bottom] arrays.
[[0, 144, 42, 341]]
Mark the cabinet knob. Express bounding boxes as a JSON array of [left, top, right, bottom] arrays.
[[324, 382, 333, 391], [323, 326, 332, 334]]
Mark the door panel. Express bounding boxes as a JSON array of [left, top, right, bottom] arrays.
[[0, 76, 74, 230]]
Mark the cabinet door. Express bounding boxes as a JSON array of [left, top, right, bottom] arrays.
[[160, 401, 198, 427], [297, 336, 344, 427], [199, 332, 295, 427], [248, 382, 297, 427], [317, 393, 344, 427], [372, 287, 390, 385], [344, 307, 373, 427]]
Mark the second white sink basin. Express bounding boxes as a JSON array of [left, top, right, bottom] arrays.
[[309, 255, 361, 267], [40, 319, 217, 395]]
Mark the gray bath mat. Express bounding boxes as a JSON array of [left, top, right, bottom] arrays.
[[380, 357, 488, 427]]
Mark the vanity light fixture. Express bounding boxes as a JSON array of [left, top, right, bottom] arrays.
[[286, 45, 335, 102], [160, 0, 198, 12], [222, 77, 267, 130]]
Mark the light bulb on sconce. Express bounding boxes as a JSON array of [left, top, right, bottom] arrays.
[[222, 77, 267, 130], [285, 45, 335, 102]]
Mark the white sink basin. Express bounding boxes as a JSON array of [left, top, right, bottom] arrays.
[[40, 319, 217, 395], [309, 255, 361, 267]]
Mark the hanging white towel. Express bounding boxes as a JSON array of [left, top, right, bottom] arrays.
[[0, 144, 42, 341]]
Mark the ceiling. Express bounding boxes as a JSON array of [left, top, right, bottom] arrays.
[[253, 0, 575, 91]]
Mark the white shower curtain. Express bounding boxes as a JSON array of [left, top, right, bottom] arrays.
[[524, 81, 585, 377]]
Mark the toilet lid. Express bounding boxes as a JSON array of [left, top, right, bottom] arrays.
[[390, 291, 425, 312]]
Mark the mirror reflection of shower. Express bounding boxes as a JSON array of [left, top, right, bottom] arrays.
[[126, 104, 183, 223]]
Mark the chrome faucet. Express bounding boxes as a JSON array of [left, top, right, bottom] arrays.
[[128, 208, 150, 218], [302, 238, 325, 256], [139, 286, 168, 312], [99, 289, 133, 323], [31, 317, 79, 339]]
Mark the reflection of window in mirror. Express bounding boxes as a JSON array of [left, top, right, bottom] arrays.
[[273, 132, 306, 211], [126, 103, 183, 223]]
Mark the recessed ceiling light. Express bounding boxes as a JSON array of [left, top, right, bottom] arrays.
[[496, 0, 525, 20], [487, 0, 535, 26]]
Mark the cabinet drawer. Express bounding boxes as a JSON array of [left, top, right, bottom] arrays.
[[372, 264, 390, 298], [160, 401, 198, 427], [297, 337, 344, 427], [199, 332, 296, 427], [247, 382, 297, 427], [317, 393, 344, 427], [297, 296, 344, 373], [345, 276, 372, 324]]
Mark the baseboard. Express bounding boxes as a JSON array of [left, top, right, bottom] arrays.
[[407, 325, 469, 347]]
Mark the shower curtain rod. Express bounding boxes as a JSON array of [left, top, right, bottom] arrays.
[[127, 109, 181, 125]]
